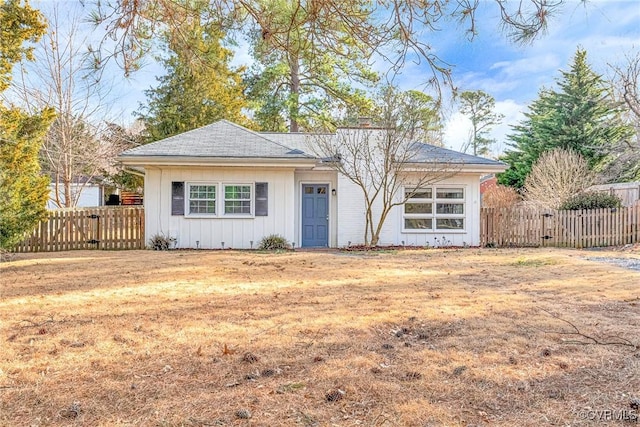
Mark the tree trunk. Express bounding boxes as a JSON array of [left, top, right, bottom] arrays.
[[472, 121, 478, 156], [64, 179, 72, 208], [289, 53, 300, 133]]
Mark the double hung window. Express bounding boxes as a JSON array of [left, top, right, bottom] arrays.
[[182, 183, 257, 217]]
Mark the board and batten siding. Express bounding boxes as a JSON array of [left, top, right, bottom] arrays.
[[336, 173, 482, 247], [144, 167, 296, 249]]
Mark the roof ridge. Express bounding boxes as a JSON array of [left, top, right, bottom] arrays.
[[221, 120, 311, 155], [126, 121, 224, 152]]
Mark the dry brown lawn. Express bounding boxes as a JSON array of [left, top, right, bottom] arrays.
[[0, 247, 639, 426]]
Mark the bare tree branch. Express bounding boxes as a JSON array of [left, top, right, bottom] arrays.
[[539, 309, 637, 349], [87, 0, 563, 93]]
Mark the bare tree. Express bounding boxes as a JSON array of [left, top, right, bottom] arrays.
[[309, 87, 458, 246], [611, 50, 640, 121], [606, 50, 640, 182], [523, 148, 595, 209], [7, 4, 121, 207]]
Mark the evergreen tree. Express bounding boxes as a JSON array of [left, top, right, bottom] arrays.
[[458, 90, 503, 156], [0, 0, 52, 249], [499, 49, 632, 189], [0, 107, 54, 249], [0, 0, 46, 92], [137, 20, 250, 141]]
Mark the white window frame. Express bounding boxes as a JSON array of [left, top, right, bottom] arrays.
[[186, 182, 218, 217], [402, 185, 466, 233], [222, 183, 254, 217]]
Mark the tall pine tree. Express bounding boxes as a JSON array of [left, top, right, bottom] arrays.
[[458, 90, 503, 156], [499, 49, 632, 189]]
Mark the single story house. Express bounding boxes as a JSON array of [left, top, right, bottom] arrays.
[[118, 120, 506, 249]]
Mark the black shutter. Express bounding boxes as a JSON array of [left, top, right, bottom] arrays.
[[255, 182, 268, 216], [171, 182, 185, 215]]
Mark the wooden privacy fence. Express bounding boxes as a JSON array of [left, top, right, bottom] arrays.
[[481, 204, 640, 248], [13, 207, 145, 252]]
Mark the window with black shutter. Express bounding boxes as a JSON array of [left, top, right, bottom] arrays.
[[171, 182, 185, 215], [255, 182, 268, 216]]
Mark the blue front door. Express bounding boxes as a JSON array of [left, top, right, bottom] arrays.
[[301, 184, 329, 247]]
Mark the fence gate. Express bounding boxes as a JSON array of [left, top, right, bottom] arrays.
[[85, 213, 101, 247], [13, 207, 145, 252], [541, 212, 555, 247]]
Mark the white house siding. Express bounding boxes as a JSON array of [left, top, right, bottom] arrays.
[[144, 166, 296, 249], [294, 169, 338, 247], [336, 173, 483, 247], [48, 184, 103, 209]]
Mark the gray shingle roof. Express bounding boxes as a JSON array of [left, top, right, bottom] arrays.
[[409, 142, 506, 166], [119, 120, 505, 169], [120, 120, 314, 159], [260, 131, 504, 167]]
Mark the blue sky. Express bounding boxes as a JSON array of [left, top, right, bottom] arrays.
[[30, 0, 640, 155], [428, 0, 640, 153]]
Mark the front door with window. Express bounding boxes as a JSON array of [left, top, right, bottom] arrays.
[[301, 184, 329, 247]]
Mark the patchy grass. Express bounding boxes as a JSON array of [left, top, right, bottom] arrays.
[[511, 255, 560, 267], [0, 248, 639, 426]]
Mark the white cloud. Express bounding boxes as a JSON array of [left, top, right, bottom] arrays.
[[489, 54, 562, 80], [443, 111, 471, 152]]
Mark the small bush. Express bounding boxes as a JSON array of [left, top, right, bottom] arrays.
[[148, 234, 174, 250], [560, 192, 622, 210], [258, 234, 291, 250]]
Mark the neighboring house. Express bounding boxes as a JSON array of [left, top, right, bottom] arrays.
[[118, 120, 506, 249], [480, 175, 498, 195], [47, 181, 105, 209]]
